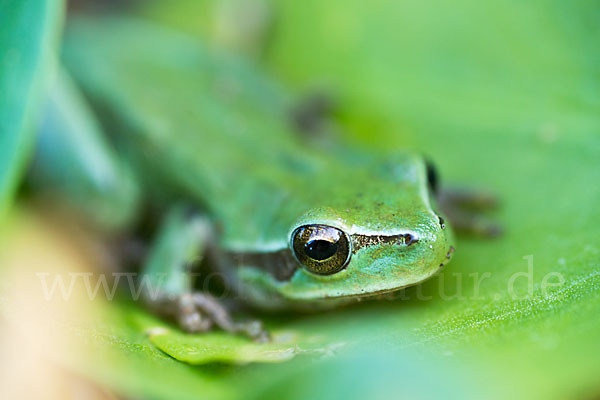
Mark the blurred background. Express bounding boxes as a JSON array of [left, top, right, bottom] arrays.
[[1, 0, 599, 399]]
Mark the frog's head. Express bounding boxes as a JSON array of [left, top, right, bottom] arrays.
[[236, 156, 455, 308], [280, 206, 453, 304]]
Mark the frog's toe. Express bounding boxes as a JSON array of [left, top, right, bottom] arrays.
[[177, 310, 213, 333], [438, 186, 502, 238], [177, 293, 214, 333], [189, 292, 271, 341], [468, 218, 503, 238], [439, 187, 500, 211], [236, 320, 270, 343], [448, 211, 503, 238]]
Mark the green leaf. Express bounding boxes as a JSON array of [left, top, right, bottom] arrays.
[[261, 0, 600, 398], [149, 329, 297, 364], [0, 0, 64, 218], [56, 301, 237, 400], [18, 1, 600, 399], [125, 302, 341, 365]]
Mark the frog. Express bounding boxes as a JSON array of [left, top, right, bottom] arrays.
[[30, 16, 498, 341]]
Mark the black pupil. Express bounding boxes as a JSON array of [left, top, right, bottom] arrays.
[[305, 239, 338, 261]]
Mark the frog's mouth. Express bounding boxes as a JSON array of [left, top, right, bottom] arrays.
[[289, 287, 414, 311], [312, 245, 456, 301], [321, 287, 407, 301], [320, 282, 420, 301]]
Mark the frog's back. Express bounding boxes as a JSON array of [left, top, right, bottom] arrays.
[[63, 16, 430, 252], [63, 17, 457, 310]]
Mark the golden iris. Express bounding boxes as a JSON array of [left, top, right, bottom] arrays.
[[291, 224, 351, 275]]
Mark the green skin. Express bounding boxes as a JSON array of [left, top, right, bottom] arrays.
[[33, 17, 458, 337]]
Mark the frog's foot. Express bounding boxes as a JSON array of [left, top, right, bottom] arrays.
[[438, 187, 502, 238], [177, 293, 270, 342], [176, 293, 214, 333]]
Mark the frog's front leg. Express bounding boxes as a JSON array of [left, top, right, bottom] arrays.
[[141, 206, 268, 341]]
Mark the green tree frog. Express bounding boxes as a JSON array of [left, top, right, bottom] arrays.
[[31, 17, 497, 341]]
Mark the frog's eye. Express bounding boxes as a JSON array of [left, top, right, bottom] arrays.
[[291, 225, 351, 275]]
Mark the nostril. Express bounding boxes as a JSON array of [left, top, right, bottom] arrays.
[[438, 216, 446, 229]]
